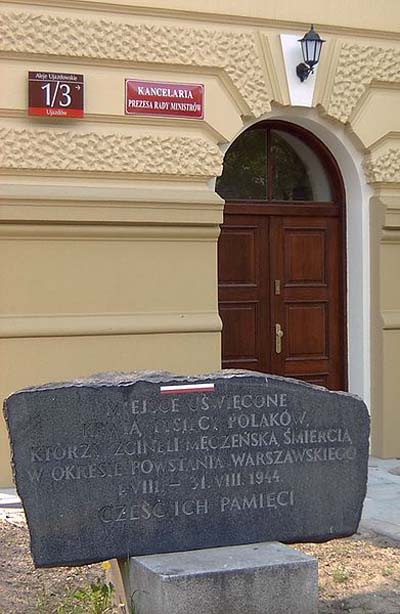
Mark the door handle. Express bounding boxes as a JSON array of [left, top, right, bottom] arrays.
[[275, 323, 284, 354]]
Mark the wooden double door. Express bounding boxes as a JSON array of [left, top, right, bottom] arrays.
[[218, 209, 345, 390]]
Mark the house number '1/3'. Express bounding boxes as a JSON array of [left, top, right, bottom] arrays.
[[28, 71, 84, 118], [41, 82, 72, 108]]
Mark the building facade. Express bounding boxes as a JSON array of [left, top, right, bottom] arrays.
[[1, 0, 400, 485]]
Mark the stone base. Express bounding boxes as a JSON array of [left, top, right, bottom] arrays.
[[123, 542, 318, 614]]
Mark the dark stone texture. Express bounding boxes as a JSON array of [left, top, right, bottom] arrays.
[[3, 370, 369, 568]]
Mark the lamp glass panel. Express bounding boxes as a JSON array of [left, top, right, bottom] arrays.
[[305, 39, 319, 66], [301, 39, 308, 63], [314, 40, 323, 64], [311, 40, 319, 64]]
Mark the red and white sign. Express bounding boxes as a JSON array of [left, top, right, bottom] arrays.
[[125, 79, 204, 119], [160, 383, 215, 395], [28, 71, 84, 118]]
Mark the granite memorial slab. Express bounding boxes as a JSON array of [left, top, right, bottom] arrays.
[[3, 370, 369, 568]]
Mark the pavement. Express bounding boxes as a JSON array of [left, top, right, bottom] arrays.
[[0, 487, 24, 526], [359, 456, 400, 541], [1, 456, 400, 539]]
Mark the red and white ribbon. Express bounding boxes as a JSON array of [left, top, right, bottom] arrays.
[[160, 383, 215, 395]]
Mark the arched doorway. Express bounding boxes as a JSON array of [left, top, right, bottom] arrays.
[[216, 120, 347, 390]]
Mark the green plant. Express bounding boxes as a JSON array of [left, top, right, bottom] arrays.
[[72, 579, 114, 613], [118, 557, 137, 614], [35, 590, 49, 613], [129, 590, 138, 614], [332, 565, 351, 584], [36, 579, 115, 614]]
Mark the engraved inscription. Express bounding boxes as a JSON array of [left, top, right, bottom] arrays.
[[26, 386, 358, 526]]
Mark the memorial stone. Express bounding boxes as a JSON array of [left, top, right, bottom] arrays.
[[3, 370, 369, 568]]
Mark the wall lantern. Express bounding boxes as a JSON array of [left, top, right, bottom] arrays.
[[296, 24, 325, 82]]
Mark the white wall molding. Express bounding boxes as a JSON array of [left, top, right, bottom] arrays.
[[280, 34, 318, 107]]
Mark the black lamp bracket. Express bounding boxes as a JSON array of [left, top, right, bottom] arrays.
[[296, 63, 313, 82]]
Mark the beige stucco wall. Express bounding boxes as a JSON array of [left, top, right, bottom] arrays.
[[1, 0, 400, 484]]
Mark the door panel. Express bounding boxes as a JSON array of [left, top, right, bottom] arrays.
[[218, 215, 270, 371], [219, 303, 259, 367], [218, 225, 258, 287], [285, 302, 328, 358], [284, 229, 327, 286], [269, 216, 343, 389]]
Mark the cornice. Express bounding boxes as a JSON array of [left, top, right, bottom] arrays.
[[0, 223, 220, 240], [0, 128, 223, 177], [6, 1, 400, 41], [0, 9, 271, 117], [381, 228, 400, 243], [382, 311, 400, 330], [0, 183, 224, 224], [368, 131, 400, 153], [0, 108, 226, 142], [0, 311, 222, 338]]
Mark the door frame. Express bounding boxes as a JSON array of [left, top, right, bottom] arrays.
[[218, 119, 348, 389]]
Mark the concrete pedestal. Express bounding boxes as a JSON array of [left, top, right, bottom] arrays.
[[122, 542, 318, 614]]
